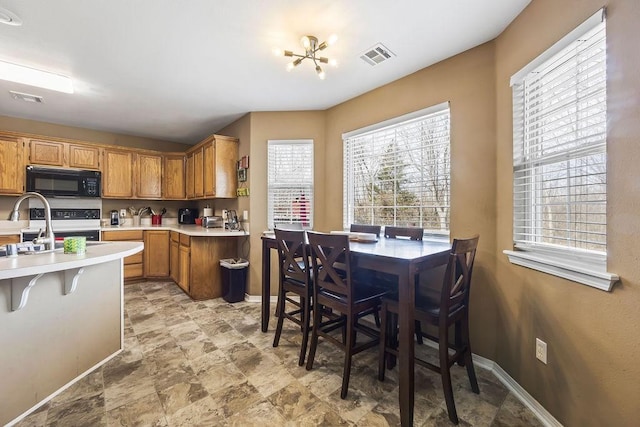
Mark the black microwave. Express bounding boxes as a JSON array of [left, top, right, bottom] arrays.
[[26, 166, 101, 197]]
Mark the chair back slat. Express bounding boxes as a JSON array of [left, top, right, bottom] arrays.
[[384, 226, 424, 240], [440, 235, 479, 317], [350, 224, 381, 237], [275, 229, 310, 285], [308, 232, 351, 299]]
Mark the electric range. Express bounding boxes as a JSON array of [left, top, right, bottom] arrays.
[[21, 198, 102, 242]]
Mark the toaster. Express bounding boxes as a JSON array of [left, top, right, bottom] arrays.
[[202, 216, 224, 228]]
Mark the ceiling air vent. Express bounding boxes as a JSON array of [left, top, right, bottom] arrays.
[[360, 43, 395, 66], [9, 91, 44, 103]]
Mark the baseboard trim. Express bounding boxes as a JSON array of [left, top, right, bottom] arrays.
[[472, 354, 563, 427]]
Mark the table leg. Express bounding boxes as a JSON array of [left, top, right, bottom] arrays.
[[261, 239, 271, 332], [397, 267, 415, 426]]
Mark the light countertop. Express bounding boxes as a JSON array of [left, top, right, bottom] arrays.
[[101, 224, 249, 237], [0, 241, 143, 280]]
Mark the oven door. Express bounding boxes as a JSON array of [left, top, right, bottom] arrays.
[[26, 166, 101, 197], [22, 229, 101, 242]]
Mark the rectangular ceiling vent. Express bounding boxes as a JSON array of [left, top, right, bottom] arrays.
[[9, 90, 44, 103], [360, 43, 395, 66]]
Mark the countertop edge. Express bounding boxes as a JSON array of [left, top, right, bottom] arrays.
[[0, 241, 144, 280]]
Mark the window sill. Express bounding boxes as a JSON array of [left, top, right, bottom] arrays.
[[503, 249, 619, 291]]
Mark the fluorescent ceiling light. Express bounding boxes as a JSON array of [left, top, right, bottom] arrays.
[[0, 61, 73, 93]]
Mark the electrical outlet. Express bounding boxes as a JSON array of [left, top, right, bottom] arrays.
[[119, 209, 127, 218], [536, 338, 547, 364]]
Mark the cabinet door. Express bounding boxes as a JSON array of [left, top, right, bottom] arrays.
[[178, 243, 190, 292], [144, 230, 169, 277], [203, 142, 215, 197], [0, 137, 24, 194], [214, 137, 238, 198], [69, 144, 100, 169], [169, 233, 180, 283], [163, 155, 185, 199], [136, 153, 163, 199], [193, 147, 204, 198], [102, 149, 135, 198], [29, 139, 65, 167], [185, 153, 195, 199]]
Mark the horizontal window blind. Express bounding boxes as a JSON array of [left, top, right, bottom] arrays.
[[512, 17, 606, 253], [343, 104, 450, 234], [268, 140, 313, 229]]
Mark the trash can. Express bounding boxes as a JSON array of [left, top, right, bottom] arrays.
[[220, 258, 249, 303]]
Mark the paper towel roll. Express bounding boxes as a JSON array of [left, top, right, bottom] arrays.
[[203, 207, 213, 217]]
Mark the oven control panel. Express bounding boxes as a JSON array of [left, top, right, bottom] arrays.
[[29, 208, 101, 220]]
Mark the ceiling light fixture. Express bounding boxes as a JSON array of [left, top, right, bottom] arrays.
[[274, 34, 338, 80], [0, 60, 73, 93]]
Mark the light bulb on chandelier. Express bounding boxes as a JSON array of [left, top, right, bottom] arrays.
[[274, 34, 337, 79]]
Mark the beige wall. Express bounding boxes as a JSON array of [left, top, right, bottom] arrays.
[[220, 111, 326, 295], [325, 42, 499, 358], [494, 0, 640, 425], [0, 115, 190, 152]]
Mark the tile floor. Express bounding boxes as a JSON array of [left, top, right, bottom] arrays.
[[15, 281, 544, 427]]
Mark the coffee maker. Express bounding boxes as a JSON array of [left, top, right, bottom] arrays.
[[110, 210, 120, 226]]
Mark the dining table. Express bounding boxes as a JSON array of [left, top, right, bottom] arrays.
[[261, 232, 451, 426]]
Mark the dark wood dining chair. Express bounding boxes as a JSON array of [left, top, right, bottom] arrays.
[[378, 235, 480, 425], [384, 226, 424, 240], [350, 224, 381, 237], [305, 231, 390, 399], [272, 228, 313, 366]]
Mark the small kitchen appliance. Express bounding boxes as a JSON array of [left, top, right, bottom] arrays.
[[178, 208, 198, 224], [110, 210, 120, 226], [202, 216, 224, 228]]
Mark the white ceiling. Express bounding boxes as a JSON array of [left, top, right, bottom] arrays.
[[0, 0, 530, 144]]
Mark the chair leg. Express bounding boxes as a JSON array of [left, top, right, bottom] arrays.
[[439, 325, 459, 425], [305, 302, 321, 371], [272, 293, 285, 348], [341, 314, 355, 399], [415, 320, 424, 345], [298, 296, 311, 366], [373, 308, 381, 327], [461, 314, 479, 393], [378, 301, 388, 381]]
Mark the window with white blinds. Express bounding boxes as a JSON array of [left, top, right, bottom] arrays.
[[511, 10, 606, 255], [267, 140, 313, 229], [343, 102, 450, 234]]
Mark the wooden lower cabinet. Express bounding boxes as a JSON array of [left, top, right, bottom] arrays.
[[102, 230, 144, 281], [144, 230, 169, 277], [169, 231, 180, 284], [178, 235, 238, 300], [0, 235, 20, 245]]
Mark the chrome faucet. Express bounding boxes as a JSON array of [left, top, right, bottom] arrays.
[[10, 192, 55, 250]]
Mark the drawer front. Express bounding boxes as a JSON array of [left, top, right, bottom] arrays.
[[103, 230, 144, 241], [124, 252, 143, 265], [179, 234, 190, 246], [124, 263, 143, 279], [170, 231, 180, 243], [0, 235, 20, 244]]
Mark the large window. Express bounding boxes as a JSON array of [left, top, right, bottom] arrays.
[[506, 9, 617, 290], [267, 140, 313, 228], [343, 102, 450, 235]]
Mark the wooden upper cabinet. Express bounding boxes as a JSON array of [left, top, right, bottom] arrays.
[[214, 136, 239, 198], [68, 144, 100, 169], [28, 139, 101, 170], [0, 137, 24, 195], [29, 139, 65, 166], [203, 142, 216, 197], [193, 147, 204, 198], [102, 149, 135, 198], [163, 155, 185, 199], [136, 153, 162, 199], [185, 152, 195, 199]]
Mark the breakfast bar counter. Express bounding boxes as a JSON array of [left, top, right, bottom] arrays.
[[0, 241, 143, 426]]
